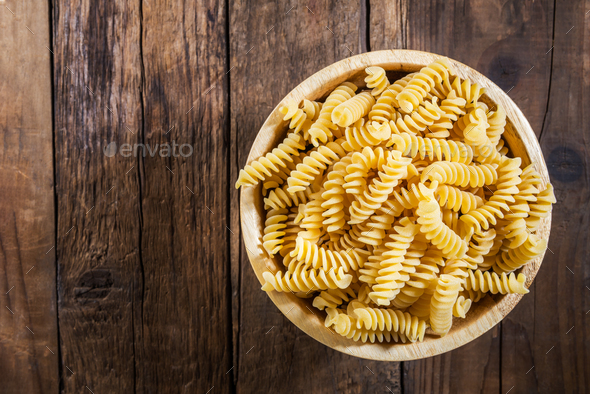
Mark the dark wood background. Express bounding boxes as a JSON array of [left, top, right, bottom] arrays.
[[0, 0, 588, 392]]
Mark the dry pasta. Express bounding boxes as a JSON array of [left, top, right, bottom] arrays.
[[236, 58, 555, 344]]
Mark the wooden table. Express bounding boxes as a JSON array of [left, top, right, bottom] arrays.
[[1, 0, 587, 392]]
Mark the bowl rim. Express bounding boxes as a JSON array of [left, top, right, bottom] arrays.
[[239, 49, 551, 361]]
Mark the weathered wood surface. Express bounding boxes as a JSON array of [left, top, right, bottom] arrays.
[[139, 0, 232, 392], [1, 0, 588, 392], [53, 0, 143, 392], [0, 0, 57, 393]]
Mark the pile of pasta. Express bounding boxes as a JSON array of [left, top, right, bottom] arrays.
[[236, 58, 556, 344]]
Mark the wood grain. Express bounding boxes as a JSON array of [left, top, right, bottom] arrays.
[[138, 0, 232, 392], [0, 0, 57, 392], [229, 1, 403, 392], [0, 0, 583, 391], [512, 0, 590, 392], [53, 0, 143, 391]]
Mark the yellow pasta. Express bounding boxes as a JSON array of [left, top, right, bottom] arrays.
[[369, 74, 415, 122], [463, 270, 529, 295], [421, 161, 498, 188], [309, 82, 358, 146], [369, 218, 420, 305], [235, 132, 306, 188], [290, 236, 366, 272], [452, 295, 472, 318], [343, 119, 392, 152], [243, 58, 555, 344], [430, 274, 462, 336], [493, 233, 547, 274], [353, 305, 428, 342], [348, 150, 412, 224], [416, 183, 469, 258], [364, 66, 390, 96], [262, 208, 289, 256], [262, 262, 353, 293], [326, 308, 407, 343], [287, 139, 347, 193], [526, 183, 556, 231], [389, 132, 474, 164], [332, 91, 376, 127], [397, 58, 453, 113]]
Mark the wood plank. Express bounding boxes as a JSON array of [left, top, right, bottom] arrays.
[[137, 0, 232, 392], [229, 1, 401, 392], [53, 0, 143, 391], [508, 0, 590, 392], [0, 0, 57, 391], [367, 0, 553, 391]]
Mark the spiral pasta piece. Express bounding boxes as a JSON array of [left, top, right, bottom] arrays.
[[421, 161, 498, 188], [326, 309, 403, 343], [389, 132, 474, 164], [385, 98, 446, 136], [343, 119, 392, 152], [312, 286, 357, 310], [397, 58, 453, 113], [262, 208, 289, 256], [461, 288, 487, 303], [298, 192, 327, 243], [279, 99, 313, 134], [451, 107, 487, 141], [449, 75, 486, 108], [343, 146, 390, 196], [309, 82, 357, 146], [260, 152, 305, 193], [461, 108, 504, 164], [408, 280, 437, 321], [452, 295, 472, 318], [235, 132, 306, 188], [369, 74, 415, 122], [320, 155, 352, 232], [280, 209, 304, 258], [442, 257, 478, 284], [353, 305, 428, 342], [463, 269, 529, 295], [505, 164, 541, 222], [469, 229, 496, 261], [493, 233, 547, 274], [262, 261, 353, 293], [391, 181, 430, 210], [369, 218, 421, 305], [290, 237, 367, 272], [436, 185, 483, 213], [287, 139, 347, 193], [526, 183, 556, 231], [430, 274, 462, 336], [426, 91, 467, 138], [332, 91, 376, 127], [503, 218, 528, 249], [358, 198, 405, 245], [349, 151, 412, 224], [460, 157, 521, 235], [486, 105, 506, 145], [392, 246, 442, 309], [264, 182, 313, 210], [416, 183, 469, 258], [364, 66, 390, 96]]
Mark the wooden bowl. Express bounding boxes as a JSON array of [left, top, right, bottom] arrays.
[[239, 50, 551, 361]]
